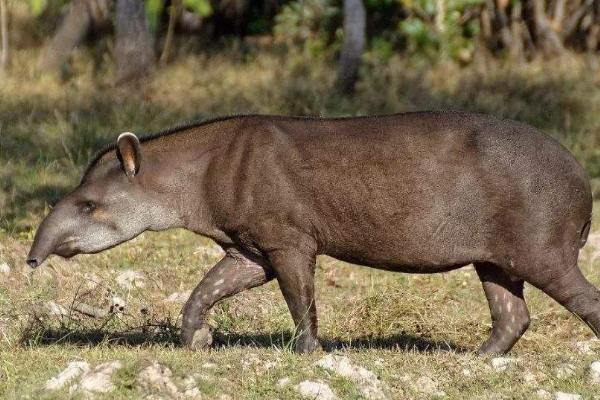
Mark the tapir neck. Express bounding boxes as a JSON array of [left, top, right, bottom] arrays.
[[138, 122, 236, 245]]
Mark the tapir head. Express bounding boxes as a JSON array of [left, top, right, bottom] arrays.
[[27, 132, 180, 268]]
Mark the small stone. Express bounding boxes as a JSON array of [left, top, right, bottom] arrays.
[[491, 357, 516, 372], [0, 262, 10, 275], [45, 361, 91, 390], [461, 369, 472, 377], [414, 376, 440, 395], [556, 363, 576, 379], [590, 361, 600, 384], [555, 392, 582, 400], [576, 338, 600, 355], [523, 370, 537, 384], [116, 270, 146, 290], [202, 362, 217, 369], [277, 377, 291, 387], [166, 291, 191, 303], [137, 362, 179, 396], [315, 355, 387, 399], [194, 245, 225, 258], [535, 389, 551, 399], [71, 361, 122, 394], [296, 380, 337, 400]]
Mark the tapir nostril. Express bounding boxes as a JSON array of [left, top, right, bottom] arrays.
[[26, 258, 39, 268]]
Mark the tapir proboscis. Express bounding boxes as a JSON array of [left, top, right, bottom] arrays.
[[27, 111, 596, 354]]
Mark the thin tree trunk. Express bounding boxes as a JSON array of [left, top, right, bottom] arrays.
[[336, 0, 366, 94], [160, 0, 181, 66], [37, 0, 92, 72], [114, 0, 156, 83], [532, 0, 566, 55], [0, 0, 7, 72]]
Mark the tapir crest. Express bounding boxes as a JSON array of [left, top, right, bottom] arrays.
[[28, 112, 597, 354]]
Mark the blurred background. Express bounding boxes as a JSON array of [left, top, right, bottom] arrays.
[[1, 0, 600, 234]]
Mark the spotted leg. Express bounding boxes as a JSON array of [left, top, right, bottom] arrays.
[[268, 249, 320, 354], [181, 249, 273, 349], [474, 263, 531, 354]]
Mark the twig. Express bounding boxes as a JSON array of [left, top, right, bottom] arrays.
[[0, 0, 8, 72]]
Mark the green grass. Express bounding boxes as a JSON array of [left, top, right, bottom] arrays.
[[2, 14, 600, 399]]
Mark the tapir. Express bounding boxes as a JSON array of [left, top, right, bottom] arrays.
[[27, 111, 597, 354]]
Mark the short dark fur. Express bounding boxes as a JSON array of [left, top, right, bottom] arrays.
[[30, 111, 597, 355]]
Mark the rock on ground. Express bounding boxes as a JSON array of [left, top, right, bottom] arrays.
[[556, 363, 576, 379], [71, 361, 122, 395], [0, 262, 10, 275], [165, 291, 192, 303], [555, 392, 582, 400], [137, 361, 201, 399], [296, 380, 337, 400], [491, 357, 517, 372], [577, 338, 600, 355], [535, 389, 552, 399], [315, 355, 387, 400], [116, 270, 146, 289], [590, 361, 600, 384], [45, 361, 91, 390]]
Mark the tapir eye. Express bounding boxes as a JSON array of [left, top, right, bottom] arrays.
[[81, 202, 96, 213]]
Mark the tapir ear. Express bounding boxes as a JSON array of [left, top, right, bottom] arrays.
[[116, 132, 141, 178]]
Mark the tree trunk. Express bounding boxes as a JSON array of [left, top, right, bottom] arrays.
[[532, 0, 566, 55], [37, 0, 92, 72], [114, 0, 156, 83], [336, 0, 366, 94], [0, 0, 7, 72]]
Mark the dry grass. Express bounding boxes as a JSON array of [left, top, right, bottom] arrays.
[[2, 12, 600, 399]]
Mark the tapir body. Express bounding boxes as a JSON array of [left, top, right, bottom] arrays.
[[28, 111, 597, 354]]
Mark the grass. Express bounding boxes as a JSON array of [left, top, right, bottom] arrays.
[[2, 10, 600, 399]]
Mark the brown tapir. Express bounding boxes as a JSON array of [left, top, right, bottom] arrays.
[[27, 111, 596, 354]]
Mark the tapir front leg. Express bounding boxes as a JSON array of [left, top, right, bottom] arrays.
[[268, 249, 320, 354], [181, 249, 273, 349]]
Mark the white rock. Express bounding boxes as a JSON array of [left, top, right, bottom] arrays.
[[181, 376, 201, 398], [555, 392, 582, 400], [45, 361, 91, 390], [137, 361, 180, 398], [277, 377, 291, 387], [46, 301, 69, 317], [296, 380, 337, 400], [536, 389, 551, 399], [491, 357, 516, 372], [116, 270, 146, 290], [166, 291, 192, 303], [71, 361, 122, 394], [590, 361, 600, 384], [523, 370, 537, 384], [415, 376, 441, 395], [556, 364, 576, 379], [0, 262, 10, 275], [202, 362, 217, 369], [315, 355, 387, 400], [461, 369, 472, 377], [576, 338, 600, 355]]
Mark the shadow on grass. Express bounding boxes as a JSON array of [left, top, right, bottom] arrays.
[[21, 326, 469, 353]]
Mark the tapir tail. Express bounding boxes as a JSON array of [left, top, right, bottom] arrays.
[[581, 220, 592, 248]]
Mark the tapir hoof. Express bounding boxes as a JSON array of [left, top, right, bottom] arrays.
[[183, 326, 213, 350], [295, 336, 322, 354]]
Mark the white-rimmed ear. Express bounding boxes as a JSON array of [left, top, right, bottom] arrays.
[[116, 132, 141, 178]]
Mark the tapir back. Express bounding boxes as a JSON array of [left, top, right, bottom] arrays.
[[198, 112, 591, 272]]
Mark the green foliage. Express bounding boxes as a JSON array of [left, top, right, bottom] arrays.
[[274, 0, 341, 56], [398, 0, 485, 61], [146, 0, 166, 33], [183, 0, 212, 17], [25, 0, 47, 16]]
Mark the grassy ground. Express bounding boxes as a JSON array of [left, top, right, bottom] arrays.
[[2, 15, 600, 399]]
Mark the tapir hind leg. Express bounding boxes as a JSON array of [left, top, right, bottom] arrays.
[[474, 263, 531, 354], [519, 260, 600, 338], [181, 249, 273, 350]]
